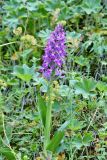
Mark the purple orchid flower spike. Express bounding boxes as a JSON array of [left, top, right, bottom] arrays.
[[41, 24, 66, 79]]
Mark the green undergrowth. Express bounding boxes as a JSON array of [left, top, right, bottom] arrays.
[[0, 0, 107, 159]]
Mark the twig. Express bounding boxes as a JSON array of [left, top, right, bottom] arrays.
[[12, 132, 32, 135], [0, 41, 19, 47], [86, 107, 99, 132], [2, 113, 17, 159]]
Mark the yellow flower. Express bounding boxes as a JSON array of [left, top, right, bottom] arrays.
[[13, 27, 22, 36], [45, 93, 55, 104], [21, 34, 37, 46]]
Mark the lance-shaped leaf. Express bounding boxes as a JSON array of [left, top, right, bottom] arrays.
[[47, 120, 71, 153], [46, 131, 64, 153], [38, 95, 47, 127], [0, 146, 16, 160]]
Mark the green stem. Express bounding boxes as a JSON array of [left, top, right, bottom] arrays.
[[44, 82, 52, 155]]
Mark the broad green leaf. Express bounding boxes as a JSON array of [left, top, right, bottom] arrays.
[[45, 0, 66, 12], [81, 0, 102, 14], [13, 64, 34, 82], [73, 132, 93, 149], [53, 101, 61, 112], [75, 78, 97, 98], [26, 2, 37, 11], [69, 119, 85, 131], [83, 33, 105, 55], [67, 31, 81, 40], [83, 132, 93, 146], [96, 82, 107, 92], [59, 85, 70, 97], [75, 56, 89, 66], [38, 29, 52, 44], [3, 18, 19, 28], [38, 95, 47, 127], [72, 134, 83, 149]]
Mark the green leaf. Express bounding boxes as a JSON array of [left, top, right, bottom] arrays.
[[0, 112, 3, 134], [73, 132, 93, 149], [72, 134, 83, 149], [0, 147, 16, 160], [58, 120, 71, 131], [69, 119, 85, 131], [75, 55, 89, 67], [21, 49, 33, 59], [26, 2, 37, 11], [5, 124, 13, 143], [83, 132, 93, 146], [38, 95, 47, 127], [102, 75, 107, 83], [67, 31, 81, 40], [45, 0, 66, 12], [38, 29, 52, 44], [3, 18, 19, 28], [46, 131, 64, 153], [96, 82, 107, 92], [81, 0, 102, 14], [13, 64, 34, 82], [75, 78, 97, 98], [47, 120, 71, 153], [59, 85, 70, 97]]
